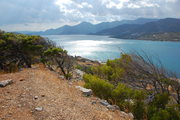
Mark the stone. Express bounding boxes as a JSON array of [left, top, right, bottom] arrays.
[[128, 113, 134, 119], [75, 69, 84, 76], [35, 107, 43, 111], [99, 100, 110, 106], [34, 96, 38, 100], [75, 86, 92, 96], [59, 75, 65, 79], [0, 79, 13, 87], [68, 82, 73, 85], [112, 105, 120, 110], [74, 69, 84, 80], [91, 101, 96, 105], [107, 105, 116, 111]]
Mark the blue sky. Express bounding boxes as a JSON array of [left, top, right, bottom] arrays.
[[0, 0, 180, 31]]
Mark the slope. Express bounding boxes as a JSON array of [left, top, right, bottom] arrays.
[[0, 64, 131, 120]]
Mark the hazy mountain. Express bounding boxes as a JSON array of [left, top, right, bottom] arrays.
[[30, 18, 158, 35], [95, 18, 180, 39]]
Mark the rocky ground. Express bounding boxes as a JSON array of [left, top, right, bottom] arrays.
[[0, 64, 132, 120]]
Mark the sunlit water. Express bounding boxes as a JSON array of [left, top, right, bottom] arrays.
[[43, 35, 180, 77]]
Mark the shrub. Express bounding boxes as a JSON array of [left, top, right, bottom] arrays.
[[83, 74, 114, 99], [111, 83, 134, 110], [132, 101, 146, 120], [150, 109, 170, 120], [166, 107, 180, 120], [152, 93, 169, 109], [0, 31, 50, 70], [112, 83, 133, 102]]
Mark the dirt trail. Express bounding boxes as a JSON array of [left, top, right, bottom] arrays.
[[0, 65, 131, 120]]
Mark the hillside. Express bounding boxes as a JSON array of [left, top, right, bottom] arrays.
[[30, 18, 158, 35], [0, 64, 132, 120], [96, 18, 180, 41]]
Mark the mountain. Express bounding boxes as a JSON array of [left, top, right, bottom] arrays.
[[30, 18, 158, 35], [95, 18, 180, 40]]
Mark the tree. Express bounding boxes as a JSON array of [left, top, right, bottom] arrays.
[[43, 47, 74, 80]]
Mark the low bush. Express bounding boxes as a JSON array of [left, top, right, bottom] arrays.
[[83, 74, 114, 99]]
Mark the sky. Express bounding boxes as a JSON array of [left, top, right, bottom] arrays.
[[0, 0, 180, 32]]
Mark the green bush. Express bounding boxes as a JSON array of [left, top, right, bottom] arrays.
[[152, 93, 169, 109], [111, 83, 134, 110], [83, 74, 114, 99], [166, 107, 180, 120], [150, 109, 170, 120], [112, 83, 133, 102], [0, 31, 51, 70], [133, 101, 146, 120]]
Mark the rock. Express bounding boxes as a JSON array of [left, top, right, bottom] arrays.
[[35, 107, 43, 111], [34, 96, 38, 100], [107, 105, 116, 111], [68, 82, 73, 85], [120, 111, 128, 117], [73, 69, 84, 80], [112, 105, 120, 110], [91, 101, 97, 105], [128, 113, 134, 119], [0, 79, 13, 87], [59, 75, 65, 79], [75, 69, 84, 76], [75, 86, 92, 96], [99, 100, 110, 106]]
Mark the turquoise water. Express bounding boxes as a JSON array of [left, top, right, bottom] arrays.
[[43, 35, 180, 77]]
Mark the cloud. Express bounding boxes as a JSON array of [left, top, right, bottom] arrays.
[[0, 0, 180, 31]]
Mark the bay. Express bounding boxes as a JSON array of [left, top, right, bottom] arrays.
[[43, 35, 180, 78]]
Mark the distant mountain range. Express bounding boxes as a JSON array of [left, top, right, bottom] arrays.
[[94, 18, 180, 41], [20, 18, 180, 41], [28, 18, 158, 35]]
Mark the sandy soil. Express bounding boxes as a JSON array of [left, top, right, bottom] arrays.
[[0, 64, 131, 120]]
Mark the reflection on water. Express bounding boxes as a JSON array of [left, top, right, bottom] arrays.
[[43, 35, 180, 77], [67, 40, 115, 56]]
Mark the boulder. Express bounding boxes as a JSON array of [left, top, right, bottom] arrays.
[[75, 86, 92, 96], [0, 79, 13, 87]]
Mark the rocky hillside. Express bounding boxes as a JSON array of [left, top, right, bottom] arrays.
[[0, 64, 132, 120]]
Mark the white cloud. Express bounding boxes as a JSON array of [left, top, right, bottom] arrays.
[[165, 0, 177, 3], [0, 0, 180, 31]]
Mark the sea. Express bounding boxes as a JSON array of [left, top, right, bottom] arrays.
[[43, 35, 180, 78]]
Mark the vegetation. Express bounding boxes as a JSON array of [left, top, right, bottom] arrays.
[[1, 30, 179, 119], [43, 47, 74, 79], [83, 53, 180, 120], [0, 30, 74, 79]]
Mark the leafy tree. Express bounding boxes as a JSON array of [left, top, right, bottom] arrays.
[[43, 47, 74, 80]]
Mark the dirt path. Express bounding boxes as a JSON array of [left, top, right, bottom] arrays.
[[0, 65, 131, 120]]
